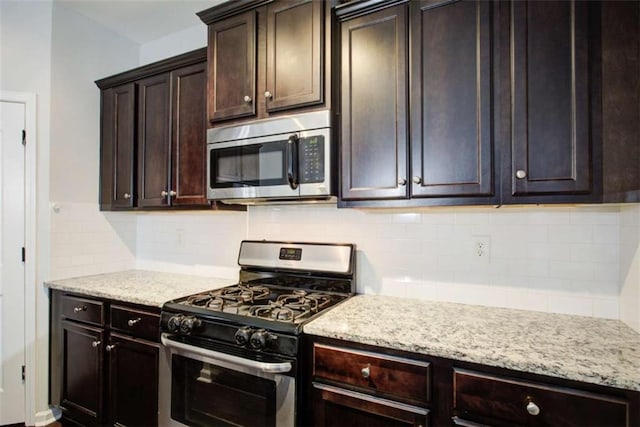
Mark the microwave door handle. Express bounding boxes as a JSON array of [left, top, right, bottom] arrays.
[[287, 134, 299, 190]]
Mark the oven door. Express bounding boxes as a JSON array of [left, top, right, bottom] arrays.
[[207, 129, 331, 201], [159, 334, 296, 427]]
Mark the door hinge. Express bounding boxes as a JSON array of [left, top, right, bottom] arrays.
[[21, 247, 25, 262], [21, 365, 25, 383], [22, 129, 26, 146]]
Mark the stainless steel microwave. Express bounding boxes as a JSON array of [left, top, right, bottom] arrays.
[[207, 110, 333, 204]]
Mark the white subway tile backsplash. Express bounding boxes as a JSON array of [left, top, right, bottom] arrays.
[[49, 202, 629, 320]]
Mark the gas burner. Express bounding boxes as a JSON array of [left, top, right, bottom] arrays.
[[276, 291, 332, 312], [249, 301, 307, 322], [219, 284, 271, 303]]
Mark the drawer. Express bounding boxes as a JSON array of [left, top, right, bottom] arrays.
[[61, 294, 105, 326], [453, 368, 629, 427], [110, 305, 160, 342], [313, 343, 430, 406]]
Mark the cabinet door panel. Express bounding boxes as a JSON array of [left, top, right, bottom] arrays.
[[340, 5, 408, 200], [509, 0, 591, 196], [108, 333, 159, 427], [111, 83, 136, 208], [313, 383, 429, 427], [60, 320, 104, 425], [410, 0, 494, 198], [266, 0, 323, 112], [172, 62, 208, 206], [138, 73, 171, 207], [208, 11, 256, 122]]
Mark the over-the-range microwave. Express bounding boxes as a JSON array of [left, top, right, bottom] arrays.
[[206, 110, 334, 204]]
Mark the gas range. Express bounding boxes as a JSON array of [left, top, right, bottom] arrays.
[[160, 240, 356, 357]]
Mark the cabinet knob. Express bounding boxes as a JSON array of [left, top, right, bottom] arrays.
[[127, 317, 141, 327], [526, 400, 540, 416], [73, 306, 87, 313], [398, 178, 407, 186], [123, 193, 131, 199], [243, 95, 252, 103], [161, 190, 168, 197], [91, 340, 101, 348], [412, 176, 422, 184], [516, 169, 527, 179], [264, 91, 273, 99], [106, 344, 117, 352], [169, 190, 177, 197], [361, 365, 370, 379]]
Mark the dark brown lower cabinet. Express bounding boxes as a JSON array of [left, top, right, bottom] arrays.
[[308, 336, 640, 427], [313, 383, 429, 427], [107, 334, 159, 426], [50, 290, 160, 426], [60, 321, 105, 426]]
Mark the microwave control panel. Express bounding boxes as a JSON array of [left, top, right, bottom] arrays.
[[299, 136, 325, 183]]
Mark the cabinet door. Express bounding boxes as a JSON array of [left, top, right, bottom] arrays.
[[265, 0, 323, 112], [507, 0, 592, 198], [410, 0, 495, 199], [107, 333, 159, 427], [60, 320, 105, 426], [313, 383, 429, 427], [171, 62, 209, 206], [110, 83, 136, 209], [340, 4, 409, 201], [208, 11, 256, 123], [138, 73, 171, 208]]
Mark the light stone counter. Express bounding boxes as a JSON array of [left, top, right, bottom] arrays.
[[303, 295, 640, 392], [45, 270, 236, 307]]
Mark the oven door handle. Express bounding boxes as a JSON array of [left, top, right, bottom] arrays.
[[161, 333, 292, 374]]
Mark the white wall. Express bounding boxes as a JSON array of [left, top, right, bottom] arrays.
[[48, 3, 140, 281], [139, 24, 206, 65], [50, 2, 139, 203], [620, 205, 640, 332], [1, 1, 54, 422]]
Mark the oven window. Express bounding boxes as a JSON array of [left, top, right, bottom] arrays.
[[171, 355, 276, 427], [210, 141, 288, 188]]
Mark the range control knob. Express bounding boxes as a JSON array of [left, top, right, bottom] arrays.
[[179, 316, 202, 335], [249, 329, 268, 350], [167, 315, 184, 333], [235, 327, 253, 346]]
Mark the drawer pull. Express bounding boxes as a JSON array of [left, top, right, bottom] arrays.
[[73, 306, 87, 313], [526, 400, 540, 416], [91, 340, 101, 348], [127, 317, 141, 327], [361, 365, 370, 379]]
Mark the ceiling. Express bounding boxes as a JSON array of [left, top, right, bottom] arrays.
[[55, 0, 225, 44]]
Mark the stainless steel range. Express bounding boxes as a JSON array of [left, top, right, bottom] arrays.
[[158, 240, 356, 427]]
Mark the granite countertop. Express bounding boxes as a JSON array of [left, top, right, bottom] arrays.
[[45, 270, 236, 307], [304, 295, 640, 392]]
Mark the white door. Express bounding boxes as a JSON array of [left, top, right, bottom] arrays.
[[0, 100, 26, 424]]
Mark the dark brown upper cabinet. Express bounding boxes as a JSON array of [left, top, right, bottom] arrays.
[[265, 0, 323, 112], [137, 73, 171, 208], [137, 62, 209, 208], [207, 11, 256, 122], [101, 83, 136, 210], [339, 4, 409, 201], [338, 0, 499, 207], [502, 0, 597, 203], [198, 0, 329, 126], [96, 49, 212, 210], [410, 0, 495, 200]]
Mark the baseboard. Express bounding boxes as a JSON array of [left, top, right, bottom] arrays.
[[33, 407, 61, 426]]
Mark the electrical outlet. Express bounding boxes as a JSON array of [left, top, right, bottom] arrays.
[[472, 235, 491, 263]]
